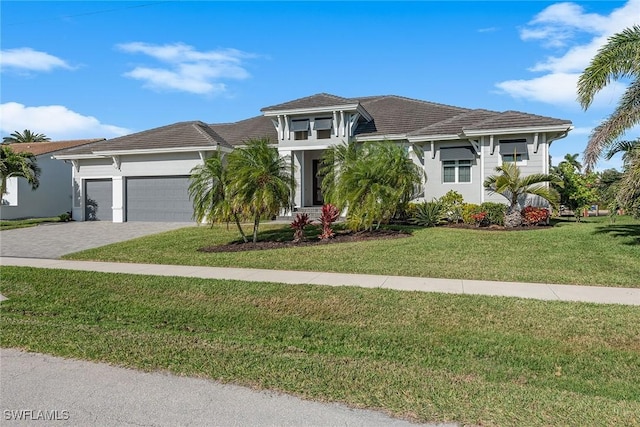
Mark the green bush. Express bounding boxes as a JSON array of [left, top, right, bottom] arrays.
[[479, 202, 507, 226], [411, 200, 446, 227], [462, 203, 482, 224], [438, 190, 464, 223]]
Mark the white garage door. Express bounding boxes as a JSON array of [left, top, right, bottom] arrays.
[[85, 179, 112, 221], [126, 176, 194, 222]]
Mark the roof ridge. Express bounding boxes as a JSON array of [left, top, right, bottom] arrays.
[[358, 94, 471, 111]]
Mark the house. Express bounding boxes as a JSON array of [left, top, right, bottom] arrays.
[[54, 94, 573, 222], [0, 139, 105, 220]]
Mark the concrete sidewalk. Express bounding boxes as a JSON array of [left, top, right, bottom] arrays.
[[2, 257, 639, 305]]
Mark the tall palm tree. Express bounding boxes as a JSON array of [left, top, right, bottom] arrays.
[[558, 153, 582, 172], [484, 162, 560, 227], [188, 152, 248, 242], [227, 138, 294, 243], [320, 141, 424, 231], [2, 129, 51, 144], [577, 25, 640, 171], [0, 145, 41, 196]]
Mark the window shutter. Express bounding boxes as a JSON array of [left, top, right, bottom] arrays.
[[290, 120, 310, 132], [314, 118, 333, 130], [499, 140, 528, 155], [440, 147, 475, 161]]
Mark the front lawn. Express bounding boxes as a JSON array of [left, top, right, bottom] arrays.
[[0, 216, 63, 230], [1, 267, 638, 426], [64, 216, 640, 287]]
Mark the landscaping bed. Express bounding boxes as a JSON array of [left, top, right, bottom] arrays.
[[199, 228, 411, 253]]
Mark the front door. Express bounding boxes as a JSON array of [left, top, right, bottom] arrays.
[[312, 159, 324, 205]]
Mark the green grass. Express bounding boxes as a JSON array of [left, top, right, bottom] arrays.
[[1, 266, 639, 426], [65, 216, 640, 287], [0, 216, 63, 230]]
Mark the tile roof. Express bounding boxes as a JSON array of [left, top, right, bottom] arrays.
[[53, 94, 573, 158], [462, 110, 572, 131], [261, 93, 355, 112], [209, 115, 277, 146], [55, 121, 231, 156], [4, 139, 105, 156]]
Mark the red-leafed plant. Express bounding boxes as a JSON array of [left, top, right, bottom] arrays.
[[319, 204, 340, 240], [521, 206, 549, 226], [291, 213, 312, 242], [470, 211, 488, 227]]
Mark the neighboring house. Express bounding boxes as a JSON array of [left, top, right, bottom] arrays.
[[1, 139, 105, 220], [54, 93, 573, 222]]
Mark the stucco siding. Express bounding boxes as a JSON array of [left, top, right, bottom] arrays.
[[0, 156, 73, 220]]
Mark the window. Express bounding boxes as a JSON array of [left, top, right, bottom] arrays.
[[316, 129, 331, 139], [291, 119, 310, 140], [443, 160, 472, 183], [499, 139, 528, 163], [314, 117, 332, 139], [294, 131, 308, 140]]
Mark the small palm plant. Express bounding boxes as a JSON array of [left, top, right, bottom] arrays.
[[291, 213, 312, 242], [483, 162, 560, 227]]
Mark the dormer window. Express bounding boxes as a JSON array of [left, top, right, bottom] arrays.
[[314, 117, 333, 139], [291, 119, 309, 140]]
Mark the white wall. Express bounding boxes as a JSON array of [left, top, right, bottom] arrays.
[[0, 155, 73, 220]]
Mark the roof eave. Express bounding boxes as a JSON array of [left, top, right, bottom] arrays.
[[461, 124, 573, 137], [93, 146, 225, 156], [262, 103, 363, 117], [407, 134, 461, 142]]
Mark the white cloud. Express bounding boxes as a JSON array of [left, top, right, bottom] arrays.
[[0, 102, 130, 140], [497, 0, 640, 105], [116, 42, 255, 95], [0, 47, 73, 72]]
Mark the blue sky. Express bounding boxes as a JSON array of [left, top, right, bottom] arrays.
[[1, 1, 639, 170]]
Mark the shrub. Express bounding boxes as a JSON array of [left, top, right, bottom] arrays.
[[319, 204, 340, 240], [462, 203, 482, 224], [405, 202, 419, 220], [521, 206, 550, 226], [411, 200, 446, 227], [471, 211, 489, 227], [58, 212, 71, 222], [438, 190, 464, 223], [291, 213, 312, 242], [479, 202, 507, 226]]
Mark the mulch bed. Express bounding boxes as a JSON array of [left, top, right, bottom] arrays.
[[198, 229, 411, 253]]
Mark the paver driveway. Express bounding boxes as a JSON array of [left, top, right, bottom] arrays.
[[0, 221, 192, 259]]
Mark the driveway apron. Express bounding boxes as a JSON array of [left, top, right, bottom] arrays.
[[0, 221, 192, 259]]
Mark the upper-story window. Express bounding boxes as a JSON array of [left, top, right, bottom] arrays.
[[440, 147, 475, 184], [499, 139, 528, 164], [291, 119, 309, 140], [314, 117, 333, 139]]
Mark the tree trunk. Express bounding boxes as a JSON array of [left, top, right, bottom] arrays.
[[234, 214, 248, 243], [504, 206, 522, 228], [252, 215, 260, 243]]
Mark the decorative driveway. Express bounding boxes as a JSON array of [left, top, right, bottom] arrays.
[[0, 221, 192, 259]]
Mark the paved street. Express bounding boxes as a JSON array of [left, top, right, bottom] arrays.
[[0, 349, 446, 427], [0, 221, 191, 259]]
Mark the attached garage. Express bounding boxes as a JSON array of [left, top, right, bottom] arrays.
[[85, 179, 113, 221], [125, 176, 194, 222]]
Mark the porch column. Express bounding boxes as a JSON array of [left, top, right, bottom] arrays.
[[112, 176, 125, 223], [293, 151, 304, 208]]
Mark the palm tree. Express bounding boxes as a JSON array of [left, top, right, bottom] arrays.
[[2, 129, 51, 144], [188, 152, 248, 243], [320, 141, 424, 231], [484, 162, 560, 227], [227, 138, 294, 243], [606, 138, 640, 213], [577, 25, 640, 171], [0, 145, 41, 197], [558, 153, 582, 172]]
